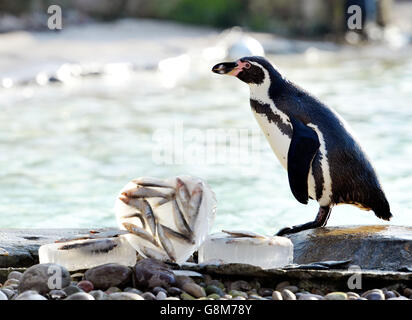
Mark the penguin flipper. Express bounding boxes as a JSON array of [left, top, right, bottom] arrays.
[[287, 118, 320, 204]]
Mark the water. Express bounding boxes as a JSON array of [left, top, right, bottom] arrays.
[[0, 24, 411, 234]]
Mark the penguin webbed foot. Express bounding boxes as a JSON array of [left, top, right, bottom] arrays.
[[275, 205, 332, 237], [275, 222, 318, 237]]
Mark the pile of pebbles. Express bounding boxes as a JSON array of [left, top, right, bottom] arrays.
[[0, 259, 411, 300]]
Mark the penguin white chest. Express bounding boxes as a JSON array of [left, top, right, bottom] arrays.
[[250, 99, 318, 202], [251, 109, 291, 169]]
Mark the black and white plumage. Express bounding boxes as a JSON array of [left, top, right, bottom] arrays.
[[212, 56, 392, 236]]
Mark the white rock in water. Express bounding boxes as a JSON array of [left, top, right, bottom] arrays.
[[198, 231, 293, 269], [115, 175, 216, 264], [38, 236, 136, 271]]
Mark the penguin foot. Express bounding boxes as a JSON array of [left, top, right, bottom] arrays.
[[275, 205, 332, 237], [276, 227, 293, 236], [275, 224, 313, 236]]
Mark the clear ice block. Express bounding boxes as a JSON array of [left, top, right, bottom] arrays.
[[198, 231, 293, 269], [38, 235, 137, 271], [115, 175, 217, 264]]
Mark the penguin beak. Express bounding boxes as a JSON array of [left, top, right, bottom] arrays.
[[212, 62, 239, 76]]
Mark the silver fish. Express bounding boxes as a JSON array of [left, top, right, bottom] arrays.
[[55, 229, 129, 243], [122, 222, 159, 247], [132, 177, 175, 189], [58, 239, 118, 254], [121, 212, 146, 229], [122, 199, 157, 236], [187, 183, 203, 226], [121, 186, 174, 199], [172, 199, 193, 238], [175, 177, 191, 219], [161, 223, 194, 244], [140, 245, 169, 261], [156, 223, 176, 262], [222, 230, 266, 239], [152, 197, 171, 208]]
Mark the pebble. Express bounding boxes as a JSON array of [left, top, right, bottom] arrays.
[[15, 290, 47, 300], [281, 289, 296, 300], [207, 293, 221, 299], [124, 287, 143, 295], [7, 271, 23, 281], [156, 291, 167, 300], [283, 285, 299, 293], [403, 288, 412, 298], [182, 282, 206, 298], [3, 279, 19, 288], [168, 287, 183, 296], [325, 292, 348, 300], [181, 292, 196, 300], [232, 296, 246, 300], [110, 292, 144, 300], [384, 291, 397, 299], [152, 286, 168, 295], [205, 285, 224, 297], [298, 294, 319, 300], [165, 297, 180, 300], [362, 289, 385, 300], [141, 292, 156, 300], [0, 291, 8, 300], [0, 288, 15, 299], [18, 263, 71, 295], [134, 259, 176, 289], [229, 290, 248, 299], [272, 291, 283, 300], [230, 280, 251, 291], [175, 275, 193, 287], [346, 292, 360, 299], [78, 280, 94, 293], [105, 287, 122, 294], [48, 289, 67, 300], [249, 294, 267, 300], [89, 290, 109, 300], [63, 285, 83, 296], [84, 263, 132, 290], [364, 291, 385, 300], [275, 281, 290, 291], [65, 292, 95, 300], [208, 280, 225, 290], [259, 288, 273, 296], [387, 296, 409, 300], [222, 294, 232, 299]]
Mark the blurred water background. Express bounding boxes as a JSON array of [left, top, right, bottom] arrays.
[[0, 0, 411, 234]]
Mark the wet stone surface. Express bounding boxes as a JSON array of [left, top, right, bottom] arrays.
[[286, 225, 412, 271]]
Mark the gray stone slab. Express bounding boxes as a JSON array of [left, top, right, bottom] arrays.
[[285, 225, 412, 271], [0, 228, 108, 268]]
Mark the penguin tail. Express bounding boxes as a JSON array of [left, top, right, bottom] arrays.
[[371, 197, 393, 221], [374, 209, 393, 221]]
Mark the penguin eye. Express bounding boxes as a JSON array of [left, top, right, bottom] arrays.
[[244, 62, 251, 69]]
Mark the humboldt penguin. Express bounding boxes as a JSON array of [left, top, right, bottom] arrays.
[[212, 56, 392, 236]]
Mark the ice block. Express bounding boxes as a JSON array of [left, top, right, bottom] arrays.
[[39, 235, 137, 271], [115, 175, 217, 264], [198, 230, 293, 269]]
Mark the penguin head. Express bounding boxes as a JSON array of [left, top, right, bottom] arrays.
[[212, 56, 276, 85]]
